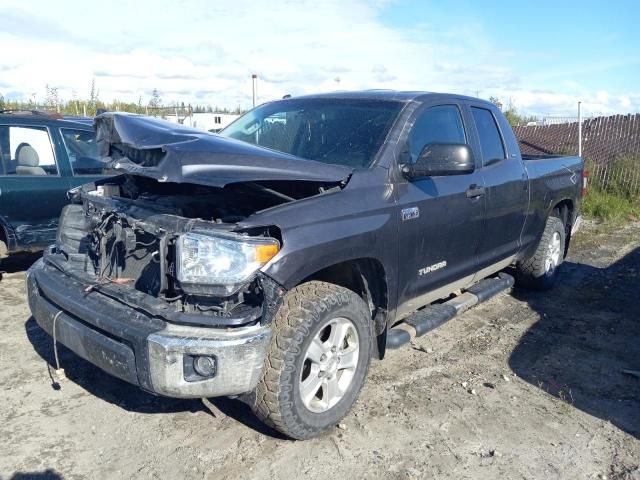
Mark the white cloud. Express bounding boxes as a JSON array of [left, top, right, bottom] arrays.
[[490, 89, 640, 117], [0, 0, 637, 115]]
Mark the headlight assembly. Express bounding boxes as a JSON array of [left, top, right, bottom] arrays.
[[176, 232, 279, 294]]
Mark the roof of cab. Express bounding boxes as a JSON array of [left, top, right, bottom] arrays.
[[288, 89, 495, 106]]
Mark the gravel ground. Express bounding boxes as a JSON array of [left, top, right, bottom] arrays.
[[1, 221, 639, 480]]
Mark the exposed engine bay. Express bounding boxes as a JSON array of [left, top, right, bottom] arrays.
[[89, 174, 339, 222], [51, 174, 341, 327]]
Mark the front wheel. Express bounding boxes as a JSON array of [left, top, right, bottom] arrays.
[[252, 281, 373, 439], [516, 215, 566, 290]]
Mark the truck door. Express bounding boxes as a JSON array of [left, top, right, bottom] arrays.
[[0, 124, 71, 251], [467, 104, 528, 274], [395, 103, 485, 319]]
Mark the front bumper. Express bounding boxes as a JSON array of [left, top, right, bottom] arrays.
[[26, 258, 271, 398]]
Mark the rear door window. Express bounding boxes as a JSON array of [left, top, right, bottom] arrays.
[[0, 125, 58, 176], [60, 128, 105, 175], [471, 107, 506, 166]]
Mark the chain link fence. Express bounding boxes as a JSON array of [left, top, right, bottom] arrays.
[[588, 157, 640, 198], [526, 116, 594, 126], [514, 113, 640, 198]]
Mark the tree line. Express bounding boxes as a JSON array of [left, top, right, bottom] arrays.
[[0, 82, 534, 124], [488, 96, 537, 127], [0, 81, 245, 117]]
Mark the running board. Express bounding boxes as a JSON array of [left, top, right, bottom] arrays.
[[386, 273, 514, 349]]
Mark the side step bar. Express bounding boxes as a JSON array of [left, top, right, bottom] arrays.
[[387, 273, 514, 349]]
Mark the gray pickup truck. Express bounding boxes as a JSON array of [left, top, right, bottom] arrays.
[[26, 91, 584, 439]]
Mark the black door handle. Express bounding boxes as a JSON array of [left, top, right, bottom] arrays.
[[466, 184, 486, 198]]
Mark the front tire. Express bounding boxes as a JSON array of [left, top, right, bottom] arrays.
[[252, 281, 373, 439], [516, 215, 566, 290]]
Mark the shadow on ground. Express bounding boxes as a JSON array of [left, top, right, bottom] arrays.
[[4, 469, 64, 480], [1, 251, 42, 274], [509, 247, 640, 438]]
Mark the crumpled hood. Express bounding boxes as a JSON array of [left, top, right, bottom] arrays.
[[94, 112, 353, 187]]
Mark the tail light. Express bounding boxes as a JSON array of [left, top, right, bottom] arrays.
[[581, 169, 588, 197]]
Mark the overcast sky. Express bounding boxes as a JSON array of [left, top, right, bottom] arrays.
[[1, 0, 638, 116]]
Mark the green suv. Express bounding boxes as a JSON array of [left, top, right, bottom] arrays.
[[0, 111, 106, 263]]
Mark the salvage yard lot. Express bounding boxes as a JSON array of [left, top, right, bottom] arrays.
[[1, 222, 639, 480]]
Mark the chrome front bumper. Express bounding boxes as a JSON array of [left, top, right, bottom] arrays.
[[27, 258, 271, 399], [147, 324, 271, 398]]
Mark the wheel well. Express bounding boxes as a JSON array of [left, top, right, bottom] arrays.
[[551, 199, 574, 257], [302, 258, 388, 332]]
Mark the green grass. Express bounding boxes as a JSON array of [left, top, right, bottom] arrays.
[[582, 157, 640, 223], [582, 189, 640, 223]]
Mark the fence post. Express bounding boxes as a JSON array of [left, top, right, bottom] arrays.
[[578, 101, 582, 157]]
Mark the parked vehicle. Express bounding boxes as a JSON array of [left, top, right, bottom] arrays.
[[26, 92, 584, 439], [0, 111, 106, 263]]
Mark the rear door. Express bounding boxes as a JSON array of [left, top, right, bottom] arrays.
[[0, 123, 71, 251], [395, 102, 485, 318], [466, 104, 528, 275]]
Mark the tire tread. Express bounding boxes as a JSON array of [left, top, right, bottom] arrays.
[[252, 281, 371, 439], [516, 215, 565, 290]]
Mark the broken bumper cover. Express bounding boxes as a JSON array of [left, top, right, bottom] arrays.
[[26, 258, 271, 398]]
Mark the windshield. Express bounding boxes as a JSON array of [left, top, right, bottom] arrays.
[[220, 98, 403, 168]]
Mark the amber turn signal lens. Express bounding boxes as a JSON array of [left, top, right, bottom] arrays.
[[255, 243, 279, 263]]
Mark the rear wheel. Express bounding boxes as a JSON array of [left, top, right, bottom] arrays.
[[252, 281, 373, 439], [516, 215, 566, 290]]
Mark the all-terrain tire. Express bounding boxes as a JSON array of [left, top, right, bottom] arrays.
[[516, 215, 566, 290], [252, 281, 373, 440]]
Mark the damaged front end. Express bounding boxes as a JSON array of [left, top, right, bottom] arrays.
[[55, 174, 289, 328], [26, 113, 351, 398], [28, 175, 288, 398]]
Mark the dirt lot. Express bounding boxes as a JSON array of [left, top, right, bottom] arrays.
[[1, 221, 639, 480]]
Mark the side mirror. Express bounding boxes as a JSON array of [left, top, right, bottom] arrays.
[[402, 143, 475, 178]]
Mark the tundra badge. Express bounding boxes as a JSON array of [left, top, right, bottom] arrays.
[[401, 207, 419, 221], [419, 261, 447, 276]]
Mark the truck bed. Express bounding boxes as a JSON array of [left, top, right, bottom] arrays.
[[522, 153, 570, 161]]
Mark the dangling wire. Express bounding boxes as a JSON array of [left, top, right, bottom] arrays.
[[52, 310, 65, 383]]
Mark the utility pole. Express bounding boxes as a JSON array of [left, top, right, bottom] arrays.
[[578, 101, 582, 157], [252, 74, 258, 108]]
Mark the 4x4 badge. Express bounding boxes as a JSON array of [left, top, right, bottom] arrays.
[[401, 207, 419, 221]]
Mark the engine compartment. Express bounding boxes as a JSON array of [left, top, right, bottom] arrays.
[[98, 175, 294, 223], [51, 173, 339, 327]]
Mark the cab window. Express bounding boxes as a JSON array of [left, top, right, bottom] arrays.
[[408, 105, 466, 163], [0, 125, 58, 176], [471, 107, 506, 166]]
